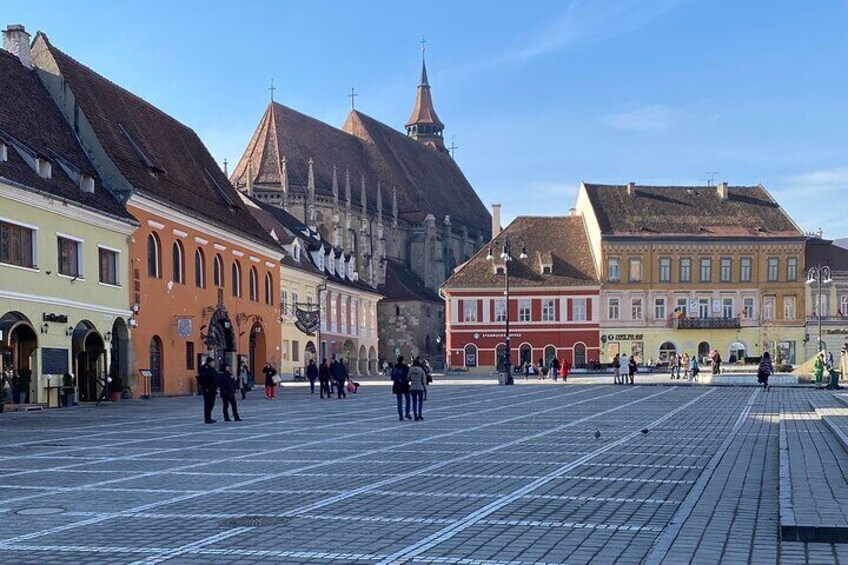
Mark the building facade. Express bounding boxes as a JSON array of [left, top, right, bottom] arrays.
[[577, 181, 806, 365], [443, 215, 600, 372], [804, 235, 848, 360], [0, 31, 137, 403], [229, 59, 490, 367], [32, 33, 284, 395]]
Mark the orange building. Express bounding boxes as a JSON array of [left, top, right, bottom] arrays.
[[33, 34, 283, 394]]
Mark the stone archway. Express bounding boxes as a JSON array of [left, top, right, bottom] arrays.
[[358, 345, 367, 375], [0, 311, 38, 403], [248, 322, 266, 382], [73, 321, 105, 402], [342, 339, 356, 374], [205, 307, 235, 370], [109, 318, 130, 386]]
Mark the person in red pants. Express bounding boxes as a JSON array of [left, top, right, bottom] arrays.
[[262, 362, 277, 400]]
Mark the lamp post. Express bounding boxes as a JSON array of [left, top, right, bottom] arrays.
[[806, 265, 833, 356], [486, 237, 527, 385]]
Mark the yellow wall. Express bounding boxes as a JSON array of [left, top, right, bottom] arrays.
[[278, 266, 322, 378]]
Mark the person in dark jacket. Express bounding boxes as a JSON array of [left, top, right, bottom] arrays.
[[262, 362, 277, 400], [330, 357, 347, 399], [318, 359, 331, 399], [236, 360, 250, 400], [219, 364, 242, 422], [392, 356, 412, 421], [306, 359, 319, 394], [198, 357, 220, 424], [758, 352, 774, 392], [408, 359, 428, 421], [628, 356, 637, 384]]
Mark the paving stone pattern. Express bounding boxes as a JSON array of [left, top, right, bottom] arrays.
[[1, 384, 848, 564]]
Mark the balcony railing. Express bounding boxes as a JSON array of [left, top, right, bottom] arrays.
[[673, 317, 741, 330]]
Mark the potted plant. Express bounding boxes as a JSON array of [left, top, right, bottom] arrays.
[[61, 373, 75, 408], [12, 369, 32, 404]]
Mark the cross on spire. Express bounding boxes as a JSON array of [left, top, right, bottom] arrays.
[[448, 136, 458, 158], [222, 158, 228, 176], [348, 87, 358, 110], [421, 35, 427, 59], [269, 79, 276, 102]]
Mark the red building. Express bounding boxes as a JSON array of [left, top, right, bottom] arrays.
[[442, 214, 600, 372]]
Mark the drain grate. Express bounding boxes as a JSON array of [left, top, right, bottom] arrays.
[[16, 507, 65, 516], [220, 515, 289, 528]]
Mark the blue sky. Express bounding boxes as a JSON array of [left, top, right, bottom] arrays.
[[7, 0, 848, 236]]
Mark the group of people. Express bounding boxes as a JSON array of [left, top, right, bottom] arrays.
[[667, 353, 700, 381], [611, 353, 638, 384], [197, 357, 244, 424], [305, 357, 359, 399], [389, 355, 431, 421], [523, 357, 571, 382]]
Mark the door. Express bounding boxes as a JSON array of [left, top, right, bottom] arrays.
[[574, 343, 586, 367], [149, 336, 163, 393]]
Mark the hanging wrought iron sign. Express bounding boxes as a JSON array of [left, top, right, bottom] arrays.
[[294, 303, 320, 335]]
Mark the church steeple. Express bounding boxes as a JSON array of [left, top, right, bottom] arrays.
[[406, 47, 448, 154]]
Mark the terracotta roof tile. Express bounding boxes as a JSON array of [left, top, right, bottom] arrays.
[[443, 216, 598, 289]]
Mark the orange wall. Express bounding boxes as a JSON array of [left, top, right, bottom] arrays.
[[127, 204, 281, 395]]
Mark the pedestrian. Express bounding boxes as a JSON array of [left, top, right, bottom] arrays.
[[682, 353, 690, 379], [306, 359, 318, 394], [536, 358, 545, 380], [318, 358, 331, 399], [758, 351, 773, 391], [219, 363, 242, 422], [408, 358, 427, 421], [391, 356, 412, 421], [628, 355, 637, 384], [330, 357, 346, 399], [561, 358, 571, 382], [688, 354, 699, 381], [711, 350, 722, 375], [339, 359, 351, 396], [198, 357, 220, 424], [612, 354, 621, 384], [551, 357, 560, 381], [668, 353, 677, 379], [262, 362, 278, 400], [814, 350, 826, 385], [523, 360, 530, 380], [236, 360, 250, 400]]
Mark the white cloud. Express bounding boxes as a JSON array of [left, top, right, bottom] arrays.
[[603, 105, 686, 132], [783, 167, 848, 193], [509, 0, 684, 63]]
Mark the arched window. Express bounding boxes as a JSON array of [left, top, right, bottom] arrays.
[[147, 233, 161, 278], [213, 254, 224, 287], [264, 272, 273, 305], [231, 260, 242, 297], [464, 344, 478, 368], [544, 345, 557, 366], [172, 240, 184, 284], [194, 248, 205, 288], [659, 341, 677, 362], [698, 341, 711, 363], [249, 267, 258, 302], [574, 342, 587, 367]]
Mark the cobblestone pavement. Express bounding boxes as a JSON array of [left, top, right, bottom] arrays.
[[1, 383, 847, 564]]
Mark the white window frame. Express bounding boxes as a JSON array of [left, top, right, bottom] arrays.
[[722, 297, 734, 319], [654, 297, 666, 320], [463, 299, 478, 323], [607, 258, 620, 282], [97, 244, 121, 287], [629, 258, 642, 282], [0, 216, 39, 271], [56, 232, 84, 279], [542, 298, 556, 322], [784, 295, 796, 320], [608, 297, 620, 320], [631, 297, 643, 320], [519, 299, 532, 322], [742, 297, 755, 319], [573, 298, 587, 321]]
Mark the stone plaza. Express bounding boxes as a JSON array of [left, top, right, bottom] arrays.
[[2, 381, 848, 564]]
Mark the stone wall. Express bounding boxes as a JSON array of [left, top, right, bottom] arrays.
[[378, 300, 445, 368]]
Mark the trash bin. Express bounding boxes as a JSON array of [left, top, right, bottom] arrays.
[[829, 369, 841, 390]]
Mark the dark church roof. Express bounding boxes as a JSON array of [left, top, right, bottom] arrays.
[[0, 49, 133, 223], [379, 258, 441, 302], [805, 237, 848, 272], [443, 216, 598, 290], [33, 34, 278, 248], [230, 102, 491, 235], [582, 183, 802, 238]]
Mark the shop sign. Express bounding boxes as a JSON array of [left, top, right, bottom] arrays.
[[824, 329, 848, 335], [42, 313, 68, 324], [477, 333, 522, 339], [605, 333, 643, 341]]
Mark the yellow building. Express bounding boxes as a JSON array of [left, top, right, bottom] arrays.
[[0, 34, 137, 404], [577, 181, 806, 365]]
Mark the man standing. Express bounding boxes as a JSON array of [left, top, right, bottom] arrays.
[[306, 359, 319, 394], [318, 359, 331, 399], [392, 356, 412, 421], [330, 357, 346, 399], [198, 357, 220, 424], [219, 363, 242, 422]]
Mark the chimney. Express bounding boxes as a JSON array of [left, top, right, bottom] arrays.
[[3, 24, 32, 68], [491, 203, 502, 239], [568, 207, 577, 217], [717, 181, 728, 200], [626, 182, 636, 196]]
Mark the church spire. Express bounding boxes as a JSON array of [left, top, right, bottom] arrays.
[[406, 44, 448, 154], [306, 158, 317, 230], [280, 156, 290, 211]]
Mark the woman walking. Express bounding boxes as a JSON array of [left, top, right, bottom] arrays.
[[318, 359, 331, 399], [408, 359, 428, 421], [682, 353, 691, 380], [262, 362, 277, 400], [758, 351, 773, 391], [612, 354, 621, 384], [688, 354, 699, 382], [628, 355, 637, 384]]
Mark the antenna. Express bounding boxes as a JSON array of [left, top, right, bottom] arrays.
[[705, 171, 720, 187]]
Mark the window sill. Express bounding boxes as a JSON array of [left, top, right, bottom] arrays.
[[0, 262, 39, 273], [98, 282, 122, 289], [58, 273, 85, 281]]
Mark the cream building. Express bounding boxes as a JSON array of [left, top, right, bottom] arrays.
[[0, 30, 137, 404], [577, 181, 806, 366]]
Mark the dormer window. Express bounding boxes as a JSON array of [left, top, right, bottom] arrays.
[[328, 254, 335, 275], [36, 157, 52, 179], [317, 252, 325, 271], [0, 142, 7, 162], [347, 260, 353, 279], [80, 174, 95, 194], [541, 264, 552, 275], [494, 265, 505, 275]]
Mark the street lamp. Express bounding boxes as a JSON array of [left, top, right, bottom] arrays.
[[806, 265, 833, 355], [486, 236, 527, 385]]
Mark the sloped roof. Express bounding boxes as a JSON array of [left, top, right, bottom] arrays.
[[34, 35, 277, 247], [230, 102, 491, 235], [406, 60, 443, 128], [805, 237, 848, 272], [583, 183, 802, 238], [379, 258, 441, 302], [443, 216, 598, 290], [0, 49, 133, 222]]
